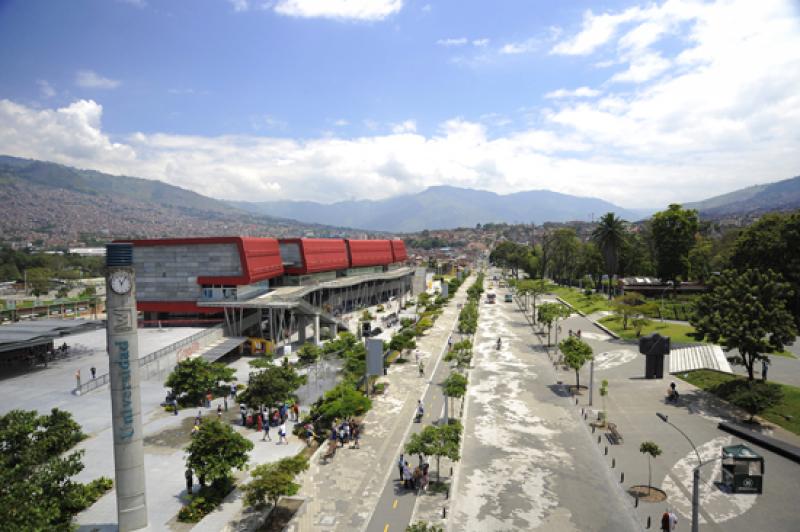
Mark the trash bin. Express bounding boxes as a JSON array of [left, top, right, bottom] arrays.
[[639, 333, 671, 379], [721, 444, 763, 494]]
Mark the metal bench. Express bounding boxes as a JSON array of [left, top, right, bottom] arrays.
[[607, 422, 624, 445]]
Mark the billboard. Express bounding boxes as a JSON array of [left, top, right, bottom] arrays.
[[366, 338, 384, 376]]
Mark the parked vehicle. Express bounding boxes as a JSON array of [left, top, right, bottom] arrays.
[[504, 294, 513, 303]]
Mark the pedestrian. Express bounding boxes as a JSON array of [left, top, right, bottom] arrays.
[[418, 360, 424, 377], [278, 422, 287, 445], [217, 404, 223, 418], [292, 402, 300, 421], [661, 511, 670, 531], [415, 349, 420, 364], [762, 359, 769, 382], [262, 419, 271, 441], [577, 329, 582, 339], [173, 397, 179, 415], [351, 422, 360, 449], [205, 391, 212, 408], [403, 462, 412, 489], [304, 423, 315, 446], [223, 395, 228, 411], [185, 468, 193, 494], [669, 510, 678, 531], [75, 369, 81, 388], [90, 366, 96, 380], [413, 466, 422, 490], [272, 410, 280, 426], [421, 465, 429, 492], [398, 454, 405, 481], [230, 383, 237, 399], [280, 402, 288, 422], [240, 403, 247, 426]]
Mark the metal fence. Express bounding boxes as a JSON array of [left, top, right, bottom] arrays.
[[74, 324, 223, 396]]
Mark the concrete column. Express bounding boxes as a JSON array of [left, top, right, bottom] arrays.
[[105, 243, 148, 531], [313, 313, 320, 345], [298, 316, 307, 344]]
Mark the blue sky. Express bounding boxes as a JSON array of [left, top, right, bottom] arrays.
[[0, 0, 799, 207]]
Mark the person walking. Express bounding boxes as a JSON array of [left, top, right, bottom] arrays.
[[240, 403, 247, 426], [172, 397, 179, 416], [216, 404, 223, 419], [418, 360, 425, 377], [74, 369, 81, 389], [292, 402, 300, 421], [398, 454, 405, 482], [403, 462, 413, 489], [415, 349, 420, 364], [668, 511, 678, 531], [351, 422, 360, 449], [278, 422, 287, 445], [660, 511, 670, 531], [262, 418, 271, 441], [185, 468, 193, 494], [230, 383, 237, 399], [90, 366, 96, 380], [762, 359, 769, 382]]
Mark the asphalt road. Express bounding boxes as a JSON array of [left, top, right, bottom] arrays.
[[363, 307, 460, 532]]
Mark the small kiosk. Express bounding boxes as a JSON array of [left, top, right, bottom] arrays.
[[721, 444, 763, 494]]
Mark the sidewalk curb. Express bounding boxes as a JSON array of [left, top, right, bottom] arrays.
[[555, 296, 621, 340]]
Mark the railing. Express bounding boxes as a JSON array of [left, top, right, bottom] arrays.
[[74, 324, 223, 396]]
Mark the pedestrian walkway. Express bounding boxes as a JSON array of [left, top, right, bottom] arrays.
[[292, 277, 472, 532], [449, 284, 640, 531]]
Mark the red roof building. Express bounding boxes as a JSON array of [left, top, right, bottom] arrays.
[[346, 239, 394, 267], [279, 238, 350, 275]]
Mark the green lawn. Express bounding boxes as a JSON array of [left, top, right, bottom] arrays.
[[550, 286, 614, 315], [599, 315, 701, 344], [679, 369, 800, 436]]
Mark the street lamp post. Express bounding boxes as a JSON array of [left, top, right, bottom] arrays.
[[657, 413, 704, 532]]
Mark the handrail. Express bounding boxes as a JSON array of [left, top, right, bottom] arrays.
[[73, 324, 223, 396]]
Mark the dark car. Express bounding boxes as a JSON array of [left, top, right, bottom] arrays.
[[369, 327, 383, 337]]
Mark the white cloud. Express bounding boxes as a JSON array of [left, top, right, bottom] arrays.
[[273, 0, 403, 21], [333, 119, 349, 127], [544, 86, 601, 99], [391, 120, 416, 134], [75, 70, 121, 89], [551, 7, 643, 55], [37, 80, 56, 99], [472, 38, 490, 47], [500, 38, 539, 55], [437, 37, 468, 47], [1, 1, 799, 208]]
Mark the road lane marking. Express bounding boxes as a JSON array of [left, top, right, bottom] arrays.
[[384, 524, 390, 532], [392, 499, 398, 509]]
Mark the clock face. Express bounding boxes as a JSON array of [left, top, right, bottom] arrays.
[[110, 271, 132, 294]]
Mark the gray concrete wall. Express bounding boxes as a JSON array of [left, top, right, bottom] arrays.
[[133, 244, 242, 301]]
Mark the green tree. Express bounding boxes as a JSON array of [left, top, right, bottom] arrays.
[[166, 357, 236, 407], [592, 212, 627, 299], [730, 212, 800, 326], [186, 418, 254, 488], [27, 267, 53, 297], [0, 408, 111, 531], [612, 292, 647, 330], [548, 228, 580, 285], [639, 441, 662, 496], [538, 302, 570, 346], [243, 455, 309, 514], [692, 269, 796, 381], [242, 359, 306, 410], [688, 235, 713, 283], [315, 382, 372, 424], [631, 315, 652, 338], [728, 381, 783, 422], [296, 342, 321, 366], [406, 522, 444, 532], [650, 204, 699, 286], [442, 373, 468, 417], [405, 421, 462, 482], [444, 340, 472, 369], [559, 336, 593, 389], [517, 278, 549, 324], [56, 285, 70, 299]]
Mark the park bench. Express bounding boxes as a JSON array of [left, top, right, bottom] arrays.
[[607, 422, 624, 445]]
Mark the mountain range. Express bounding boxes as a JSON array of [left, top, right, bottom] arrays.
[[230, 186, 655, 232], [1, 155, 798, 243]]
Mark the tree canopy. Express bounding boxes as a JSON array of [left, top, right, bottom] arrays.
[[165, 357, 237, 406], [0, 408, 111, 531], [242, 359, 306, 409], [185, 418, 254, 487], [405, 421, 462, 481], [559, 336, 593, 389], [592, 212, 627, 299], [691, 268, 796, 380], [650, 204, 699, 284], [243, 454, 309, 510]]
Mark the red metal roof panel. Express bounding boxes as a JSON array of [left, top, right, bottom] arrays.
[[390, 240, 408, 262], [346, 239, 394, 267], [280, 238, 349, 274]]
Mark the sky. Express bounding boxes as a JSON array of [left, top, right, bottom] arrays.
[[0, 0, 798, 208]]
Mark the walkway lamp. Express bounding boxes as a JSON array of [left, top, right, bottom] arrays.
[[657, 412, 713, 532]]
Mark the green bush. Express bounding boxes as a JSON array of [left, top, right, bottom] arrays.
[[177, 477, 234, 523]]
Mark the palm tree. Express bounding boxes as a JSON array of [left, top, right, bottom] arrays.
[[592, 212, 626, 300]]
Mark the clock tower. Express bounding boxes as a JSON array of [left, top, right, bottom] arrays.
[[105, 243, 148, 531]]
